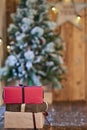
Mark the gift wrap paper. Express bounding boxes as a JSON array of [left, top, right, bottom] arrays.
[[44, 92, 53, 104], [4, 86, 43, 104], [6, 102, 48, 112], [4, 112, 44, 128]]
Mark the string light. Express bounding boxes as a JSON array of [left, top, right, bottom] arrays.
[[7, 45, 11, 53], [51, 6, 58, 14], [75, 15, 81, 24], [0, 38, 3, 46], [77, 15, 81, 21], [64, 0, 71, 2]]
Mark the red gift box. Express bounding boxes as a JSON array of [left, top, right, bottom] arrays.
[[4, 86, 44, 104], [4, 87, 22, 104], [24, 87, 43, 104]]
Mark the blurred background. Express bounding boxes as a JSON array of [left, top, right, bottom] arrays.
[[0, 0, 87, 104]]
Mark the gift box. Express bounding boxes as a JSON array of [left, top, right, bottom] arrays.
[[24, 87, 44, 104], [4, 86, 43, 104], [4, 111, 44, 128], [44, 91, 53, 104], [4, 87, 22, 104], [6, 102, 48, 112]]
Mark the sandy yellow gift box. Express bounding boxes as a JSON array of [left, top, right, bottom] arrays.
[[4, 111, 44, 128]]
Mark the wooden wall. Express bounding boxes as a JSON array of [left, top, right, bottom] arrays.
[[6, 0, 18, 30], [0, 0, 87, 103], [54, 0, 87, 101], [0, 0, 17, 105], [85, 0, 87, 100], [0, 0, 6, 105]]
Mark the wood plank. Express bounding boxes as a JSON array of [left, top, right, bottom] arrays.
[[6, 0, 17, 28], [84, 0, 87, 100], [54, 0, 86, 101], [0, 0, 18, 105], [72, 0, 85, 100], [55, 22, 74, 101], [0, 0, 6, 105]]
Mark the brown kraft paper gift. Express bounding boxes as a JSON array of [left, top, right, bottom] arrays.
[[4, 111, 44, 128]]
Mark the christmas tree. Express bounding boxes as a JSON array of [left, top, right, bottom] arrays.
[[0, 0, 65, 89]]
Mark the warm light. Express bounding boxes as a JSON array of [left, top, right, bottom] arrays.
[[77, 15, 81, 21], [7, 45, 10, 49], [51, 7, 58, 13], [64, 0, 71, 2], [7, 45, 11, 52], [0, 38, 3, 46], [75, 15, 81, 24]]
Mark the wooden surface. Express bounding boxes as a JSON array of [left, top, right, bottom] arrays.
[[0, 101, 87, 130], [0, 0, 87, 101], [54, 0, 87, 101], [0, 0, 6, 105], [85, 0, 87, 100], [6, 0, 18, 29], [0, 126, 87, 130]]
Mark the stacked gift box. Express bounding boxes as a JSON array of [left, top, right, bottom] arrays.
[[3, 86, 48, 129]]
